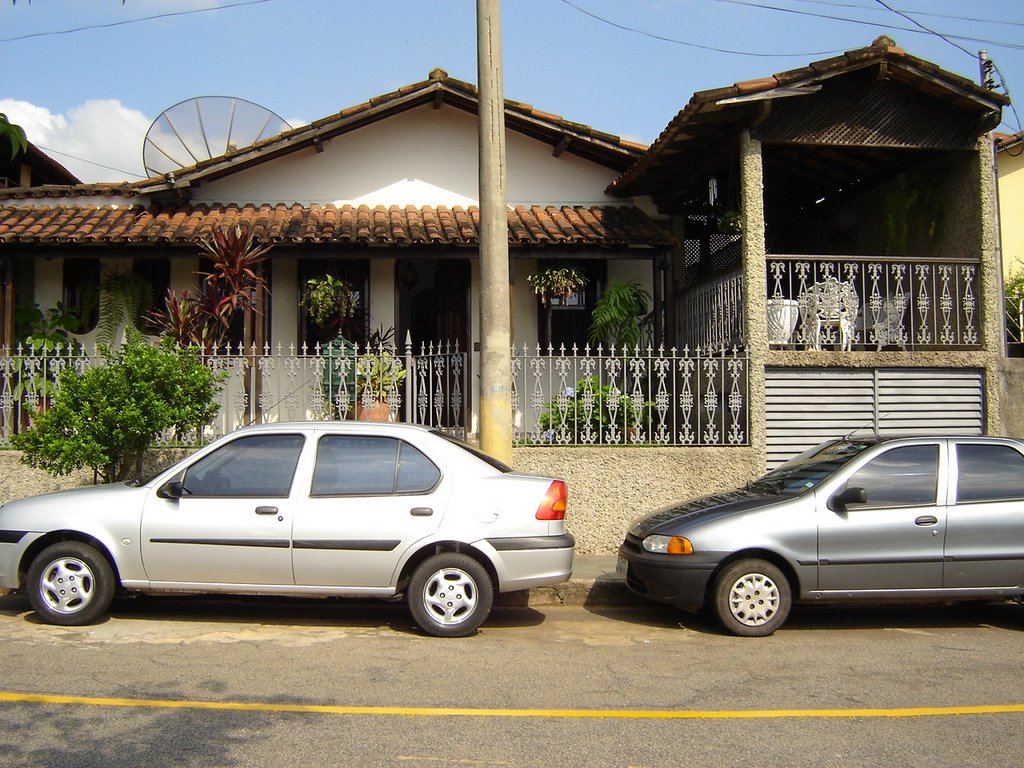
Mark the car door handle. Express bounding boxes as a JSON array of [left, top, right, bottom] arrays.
[[410, 507, 433, 517], [914, 515, 938, 526], [255, 506, 279, 515]]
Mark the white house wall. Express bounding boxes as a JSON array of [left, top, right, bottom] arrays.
[[34, 258, 62, 314], [191, 104, 626, 207]]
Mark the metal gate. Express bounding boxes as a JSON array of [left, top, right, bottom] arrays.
[[765, 367, 984, 467]]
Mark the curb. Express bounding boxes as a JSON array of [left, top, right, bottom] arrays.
[[497, 577, 632, 608]]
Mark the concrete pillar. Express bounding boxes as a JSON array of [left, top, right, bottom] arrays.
[[740, 130, 768, 464], [476, 0, 513, 462]]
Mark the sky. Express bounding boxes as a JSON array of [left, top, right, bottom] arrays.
[[2, 0, 1022, 184]]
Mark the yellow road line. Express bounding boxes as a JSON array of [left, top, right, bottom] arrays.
[[1, 691, 1023, 720]]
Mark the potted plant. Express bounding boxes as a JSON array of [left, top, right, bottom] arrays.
[[527, 265, 588, 348], [301, 274, 359, 341], [356, 327, 406, 421], [717, 210, 743, 236]]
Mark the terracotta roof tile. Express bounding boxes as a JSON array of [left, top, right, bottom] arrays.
[[0, 203, 672, 249]]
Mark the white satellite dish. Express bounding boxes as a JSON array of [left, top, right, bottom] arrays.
[[143, 96, 291, 178]]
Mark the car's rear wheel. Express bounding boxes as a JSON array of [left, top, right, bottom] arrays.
[[408, 553, 493, 638], [26, 542, 115, 626], [712, 558, 791, 637]]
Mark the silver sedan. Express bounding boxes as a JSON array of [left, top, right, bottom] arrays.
[[0, 422, 574, 637], [618, 435, 1024, 636]]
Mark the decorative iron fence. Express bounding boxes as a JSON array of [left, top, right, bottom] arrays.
[[0, 340, 467, 448], [1007, 295, 1024, 349], [511, 344, 749, 446], [767, 256, 981, 350], [1, 341, 750, 449]]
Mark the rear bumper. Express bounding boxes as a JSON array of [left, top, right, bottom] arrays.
[[617, 540, 717, 612], [486, 533, 575, 592]]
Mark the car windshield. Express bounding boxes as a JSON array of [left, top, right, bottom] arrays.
[[748, 439, 876, 495]]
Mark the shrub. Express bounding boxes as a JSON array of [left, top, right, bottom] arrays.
[[538, 376, 654, 444], [13, 338, 222, 483]]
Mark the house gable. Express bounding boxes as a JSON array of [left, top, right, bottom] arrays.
[[137, 70, 646, 204], [0, 142, 80, 189], [189, 103, 632, 209]]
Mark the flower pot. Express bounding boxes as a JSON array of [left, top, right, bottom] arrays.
[[358, 400, 392, 422]]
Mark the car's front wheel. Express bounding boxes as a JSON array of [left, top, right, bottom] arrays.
[[26, 542, 116, 626], [408, 553, 494, 638], [711, 558, 791, 637]]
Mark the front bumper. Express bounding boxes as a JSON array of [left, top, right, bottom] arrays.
[[617, 535, 718, 612]]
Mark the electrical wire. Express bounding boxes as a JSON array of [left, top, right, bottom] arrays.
[[872, 0, 973, 57], [34, 144, 146, 180], [990, 61, 1022, 133], [787, 0, 1024, 28], [717, 0, 1024, 51], [0, 0, 271, 44], [556, 0, 844, 57]]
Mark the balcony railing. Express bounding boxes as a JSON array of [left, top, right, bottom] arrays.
[[1, 341, 750, 449], [766, 256, 981, 351]]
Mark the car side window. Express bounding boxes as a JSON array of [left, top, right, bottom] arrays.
[[956, 444, 1024, 503], [312, 435, 440, 496], [843, 444, 939, 509], [396, 442, 442, 493], [184, 434, 305, 497]]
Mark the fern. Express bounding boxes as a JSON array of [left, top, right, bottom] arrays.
[[97, 270, 154, 344]]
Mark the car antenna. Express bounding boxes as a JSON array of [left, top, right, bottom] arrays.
[[842, 413, 888, 441]]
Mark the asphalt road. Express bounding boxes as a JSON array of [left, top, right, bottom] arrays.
[[0, 592, 1022, 768]]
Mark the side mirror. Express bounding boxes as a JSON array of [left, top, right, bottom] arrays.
[[829, 486, 866, 512], [157, 480, 185, 500]]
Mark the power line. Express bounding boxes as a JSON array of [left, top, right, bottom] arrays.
[[557, 0, 844, 58], [717, 0, 1024, 52], [788, 0, 1024, 28], [872, 0, 973, 57], [0, 0, 271, 44], [989, 61, 1022, 132], [35, 144, 146, 180]]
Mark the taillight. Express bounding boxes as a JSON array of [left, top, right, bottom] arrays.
[[536, 480, 568, 520]]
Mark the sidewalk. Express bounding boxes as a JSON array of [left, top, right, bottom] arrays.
[[501, 554, 632, 608]]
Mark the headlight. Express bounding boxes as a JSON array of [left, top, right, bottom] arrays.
[[642, 534, 693, 555]]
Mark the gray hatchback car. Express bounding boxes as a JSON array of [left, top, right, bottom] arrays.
[[619, 435, 1024, 636], [0, 422, 574, 637]]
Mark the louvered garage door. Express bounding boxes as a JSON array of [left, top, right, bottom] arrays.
[[765, 368, 984, 467]]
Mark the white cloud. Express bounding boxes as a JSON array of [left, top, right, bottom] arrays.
[[0, 99, 151, 184]]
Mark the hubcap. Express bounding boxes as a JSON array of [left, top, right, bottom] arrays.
[[728, 572, 779, 627], [422, 567, 477, 626], [38, 557, 95, 615]]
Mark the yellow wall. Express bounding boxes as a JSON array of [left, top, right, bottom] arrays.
[[998, 139, 1024, 280]]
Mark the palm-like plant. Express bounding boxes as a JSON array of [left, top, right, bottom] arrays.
[[152, 224, 271, 352], [588, 279, 651, 349]]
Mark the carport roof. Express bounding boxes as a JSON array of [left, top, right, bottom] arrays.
[[609, 37, 1009, 201]]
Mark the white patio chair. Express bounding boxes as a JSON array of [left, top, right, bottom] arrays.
[[798, 278, 859, 351], [867, 296, 908, 351]]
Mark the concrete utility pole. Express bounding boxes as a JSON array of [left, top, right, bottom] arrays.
[[476, 0, 513, 462]]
